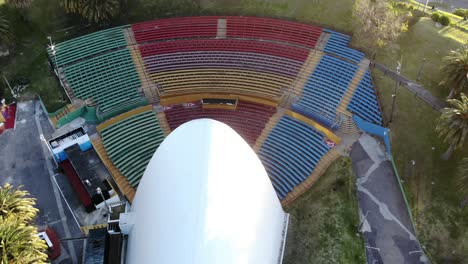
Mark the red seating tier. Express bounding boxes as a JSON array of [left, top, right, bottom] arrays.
[[139, 39, 309, 62], [132, 16, 219, 43], [164, 101, 276, 146], [226, 16, 322, 47]]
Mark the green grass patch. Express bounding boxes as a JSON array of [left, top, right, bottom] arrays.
[[373, 67, 468, 262], [283, 158, 365, 264], [375, 17, 466, 99]]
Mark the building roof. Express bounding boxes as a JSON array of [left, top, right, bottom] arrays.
[[126, 119, 287, 264]]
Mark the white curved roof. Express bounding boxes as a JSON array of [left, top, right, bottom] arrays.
[[126, 119, 287, 264]]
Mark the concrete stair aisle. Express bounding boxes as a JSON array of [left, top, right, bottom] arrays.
[[155, 111, 171, 136], [336, 58, 370, 113], [253, 109, 285, 153], [49, 100, 84, 127], [124, 29, 160, 104], [314, 32, 331, 51], [217, 19, 227, 38], [281, 148, 341, 206], [336, 110, 360, 135], [282, 49, 324, 106]]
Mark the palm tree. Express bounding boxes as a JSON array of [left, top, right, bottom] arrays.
[[441, 46, 468, 99], [0, 183, 38, 222], [0, 12, 12, 45], [0, 219, 48, 263], [61, 0, 120, 24], [0, 184, 47, 263], [436, 93, 468, 159], [5, 0, 33, 8]]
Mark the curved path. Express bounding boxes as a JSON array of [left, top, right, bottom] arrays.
[[351, 134, 429, 264]]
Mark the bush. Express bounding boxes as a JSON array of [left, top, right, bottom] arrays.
[[439, 15, 451, 26], [431, 12, 441, 22], [453, 8, 468, 20]]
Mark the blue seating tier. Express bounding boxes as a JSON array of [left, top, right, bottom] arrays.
[[297, 55, 358, 125], [347, 71, 383, 124], [258, 116, 330, 199], [323, 29, 364, 63]]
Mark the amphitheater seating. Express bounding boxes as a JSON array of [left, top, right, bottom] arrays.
[[143, 51, 303, 78], [152, 69, 293, 98], [138, 38, 309, 62], [47, 26, 127, 68], [99, 109, 165, 187], [132, 17, 219, 43], [323, 29, 364, 63], [297, 55, 359, 124], [347, 71, 383, 124], [62, 48, 146, 115], [163, 101, 276, 145], [258, 115, 330, 199], [226, 16, 322, 48]]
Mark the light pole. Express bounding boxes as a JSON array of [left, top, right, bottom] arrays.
[[47, 36, 58, 75], [388, 60, 402, 126], [416, 58, 426, 82], [96, 187, 112, 214]]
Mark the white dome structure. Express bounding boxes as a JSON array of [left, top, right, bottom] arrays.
[[125, 119, 289, 264]]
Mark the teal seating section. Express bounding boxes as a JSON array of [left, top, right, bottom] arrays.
[[62, 48, 144, 115], [47, 26, 128, 68], [100, 110, 165, 187]]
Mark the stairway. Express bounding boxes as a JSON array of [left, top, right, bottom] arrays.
[[155, 111, 171, 136], [253, 109, 284, 153], [336, 58, 370, 113], [282, 50, 324, 107], [336, 111, 360, 135], [58, 68, 77, 101], [217, 19, 227, 38], [49, 100, 85, 127], [314, 32, 331, 51], [124, 28, 160, 104]]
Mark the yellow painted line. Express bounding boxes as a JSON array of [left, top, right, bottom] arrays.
[[97, 105, 153, 132], [285, 110, 341, 144]]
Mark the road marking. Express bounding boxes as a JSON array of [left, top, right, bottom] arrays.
[[34, 102, 78, 264]]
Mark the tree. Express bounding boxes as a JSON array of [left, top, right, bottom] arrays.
[[0, 184, 47, 263], [0, 12, 12, 45], [0, 184, 38, 222], [61, 0, 120, 24], [435, 93, 468, 159], [352, 0, 408, 53], [440, 46, 468, 99], [5, 0, 33, 8], [0, 220, 48, 263]]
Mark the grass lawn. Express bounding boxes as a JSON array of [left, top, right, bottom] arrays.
[[283, 157, 365, 264], [372, 15, 468, 262]]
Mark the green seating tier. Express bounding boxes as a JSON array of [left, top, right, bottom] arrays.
[[47, 26, 128, 68], [62, 48, 144, 115], [100, 110, 165, 187]]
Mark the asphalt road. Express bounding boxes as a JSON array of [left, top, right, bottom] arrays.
[[351, 134, 428, 264], [0, 100, 83, 263]]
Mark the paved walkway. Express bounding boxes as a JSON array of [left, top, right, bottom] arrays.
[[0, 100, 83, 264], [372, 62, 445, 111], [351, 134, 428, 264]]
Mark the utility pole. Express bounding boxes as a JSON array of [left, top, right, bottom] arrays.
[[416, 58, 426, 82], [423, 0, 430, 12], [388, 59, 402, 126]]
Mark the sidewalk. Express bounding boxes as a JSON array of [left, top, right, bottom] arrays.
[[351, 134, 428, 264]]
